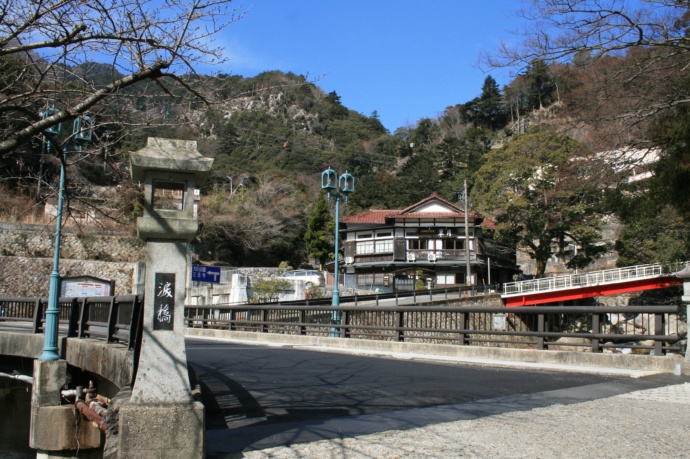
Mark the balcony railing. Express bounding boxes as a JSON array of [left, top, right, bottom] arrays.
[[405, 249, 475, 262]]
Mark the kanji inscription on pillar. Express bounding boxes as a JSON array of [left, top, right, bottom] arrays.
[[153, 273, 175, 330]]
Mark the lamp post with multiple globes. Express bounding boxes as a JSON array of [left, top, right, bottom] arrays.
[[321, 167, 354, 336]]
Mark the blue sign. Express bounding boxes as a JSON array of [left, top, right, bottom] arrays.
[[191, 265, 221, 283]]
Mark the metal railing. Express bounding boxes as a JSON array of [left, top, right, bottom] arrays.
[[502, 264, 670, 297], [184, 303, 685, 355], [3, 292, 683, 356], [272, 284, 499, 307], [0, 294, 144, 350]]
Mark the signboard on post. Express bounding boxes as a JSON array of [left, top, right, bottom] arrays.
[[191, 264, 221, 283], [60, 276, 114, 297]]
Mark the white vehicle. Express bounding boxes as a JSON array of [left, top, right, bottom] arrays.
[[279, 270, 326, 287]]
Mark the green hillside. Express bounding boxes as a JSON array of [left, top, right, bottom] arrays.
[[2, 0, 690, 272]]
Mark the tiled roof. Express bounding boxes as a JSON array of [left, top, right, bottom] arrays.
[[391, 211, 476, 219], [340, 209, 398, 224], [398, 192, 459, 214], [341, 193, 484, 224]]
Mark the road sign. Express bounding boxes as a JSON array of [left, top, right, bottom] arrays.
[[191, 265, 221, 283]]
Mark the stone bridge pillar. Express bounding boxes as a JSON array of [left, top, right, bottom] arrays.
[[114, 138, 213, 458]]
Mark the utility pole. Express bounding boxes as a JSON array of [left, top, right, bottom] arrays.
[[464, 179, 472, 286]]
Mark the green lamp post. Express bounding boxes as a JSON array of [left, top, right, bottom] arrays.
[[39, 110, 93, 361], [321, 167, 354, 336]]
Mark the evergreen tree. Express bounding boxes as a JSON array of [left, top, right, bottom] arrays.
[[523, 59, 557, 110], [218, 121, 240, 154], [473, 132, 608, 277], [304, 192, 334, 268], [392, 155, 441, 208], [476, 75, 508, 130]]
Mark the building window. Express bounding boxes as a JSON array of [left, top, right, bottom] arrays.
[[375, 239, 393, 253], [437, 273, 455, 284], [376, 232, 392, 238], [357, 233, 373, 239], [357, 239, 393, 254], [442, 239, 465, 250], [356, 240, 374, 254], [408, 239, 428, 250], [357, 273, 385, 287]]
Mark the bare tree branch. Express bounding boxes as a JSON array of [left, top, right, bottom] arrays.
[[0, 0, 246, 157]]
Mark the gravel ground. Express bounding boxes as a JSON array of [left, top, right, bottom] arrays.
[[227, 383, 690, 459]]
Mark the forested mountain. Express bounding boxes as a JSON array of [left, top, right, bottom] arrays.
[[1, 0, 689, 273]]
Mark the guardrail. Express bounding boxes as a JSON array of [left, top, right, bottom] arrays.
[[3, 292, 684, 356], [502, 264, 669, 297], [271, 284, 499, 307], [184, 303, 685, 356], [0, 294, 144, 350]]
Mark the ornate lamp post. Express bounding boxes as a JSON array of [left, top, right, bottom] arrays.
[[39, 110, 93, 361], [321, 167, 354, 335]]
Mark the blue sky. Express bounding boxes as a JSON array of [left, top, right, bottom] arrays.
[[216, 1, 525, 132]]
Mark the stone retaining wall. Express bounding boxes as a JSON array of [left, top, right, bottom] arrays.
[[0, 256, 144, 297], [0, 222, 144, 262], [0, 222, 145, 296]]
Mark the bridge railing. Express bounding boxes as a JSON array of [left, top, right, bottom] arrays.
[[268, 284, 499, 307], [0, 294, 144, 351], [502, 264, 667, 296], [184, 303, 685, 356]]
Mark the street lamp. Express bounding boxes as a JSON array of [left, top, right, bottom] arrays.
[[39, 110, 93, 361], [321, 167, 354, 335]]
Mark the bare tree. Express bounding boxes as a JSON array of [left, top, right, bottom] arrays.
[[487, 1, 690, 68], [0, 0, 246, 157], [197, 174, 308, 265], [483, 0, 690, 152]]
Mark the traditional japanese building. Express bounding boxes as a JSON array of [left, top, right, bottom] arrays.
[[340, 193, 519, 292]]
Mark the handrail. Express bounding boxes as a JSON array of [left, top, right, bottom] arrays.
[[502, 264, 672, 297], [247, 284, 499, 308], [184, 303, 684, 355], [0, 294, 144, 351]]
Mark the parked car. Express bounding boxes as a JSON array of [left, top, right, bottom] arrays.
[[279, 270, 326, 287]]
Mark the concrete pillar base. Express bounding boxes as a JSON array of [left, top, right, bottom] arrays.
[[30, 360, 103, 455], [36, 449, 102, 459], [116, 400, 205, 458]]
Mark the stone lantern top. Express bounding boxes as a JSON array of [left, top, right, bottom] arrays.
[[130, 137, 214, 241], [130, 137, 213, 184]]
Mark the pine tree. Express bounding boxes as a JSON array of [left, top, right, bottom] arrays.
[[304, 192, 334, 268], [476, 76, 507, 130]]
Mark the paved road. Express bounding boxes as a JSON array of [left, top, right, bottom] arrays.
[[185, 338, 688, 457]]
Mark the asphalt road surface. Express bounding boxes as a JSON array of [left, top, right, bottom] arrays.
[[185, 338, 684, 456]]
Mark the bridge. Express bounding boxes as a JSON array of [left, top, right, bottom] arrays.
[[1, 286, 690, 456], [0, 295, 143, 456], [501, 263, 685, 306]]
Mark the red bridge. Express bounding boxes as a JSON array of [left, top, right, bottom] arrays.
[[501, 264, 684, 307]]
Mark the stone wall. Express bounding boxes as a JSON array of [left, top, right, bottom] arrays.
[[0, 256, 144, 297], [0, 222, 144, 262], [0, 222, 145, 297]]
